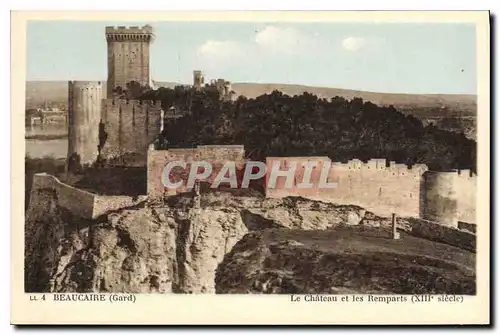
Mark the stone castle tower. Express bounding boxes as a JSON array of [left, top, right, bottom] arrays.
[[67, 25, 161, 170], [67, 81, 103, 170], [105, 25, 155, 97], [193, 70, 205, 89]]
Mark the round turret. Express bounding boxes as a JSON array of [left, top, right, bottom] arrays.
[[422, 171, 459, 227], [67, 81, 103, 171]]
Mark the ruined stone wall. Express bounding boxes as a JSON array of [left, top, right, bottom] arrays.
[[265, 157, 331, 199], [147, 145, 245, 199], [92, 195, 147, 218], [265, 158, 428, 218], [195, 145, 245, 161], [145, 147, 476, 224], [213, 79, 234, 100], [29, 173, 146, 220], [328, 159, 429, 219], [264, 157, 477, 225], [407, 217, 476, 252], [101, 99, 162, 167], [105, 25, 154, 97], [67, 81, 103, 167], [30, 173, 96, 219]]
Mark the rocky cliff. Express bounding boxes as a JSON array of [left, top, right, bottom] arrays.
[[25, 188, 475, 294]]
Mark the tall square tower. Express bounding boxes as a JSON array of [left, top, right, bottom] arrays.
[[193, 70, 205, 89], [105, 25, 155, 97]]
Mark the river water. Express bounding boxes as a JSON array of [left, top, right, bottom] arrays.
[[25, 124, 68, 138], [25, 138, 68, 159], [25, 124, 68, 159]]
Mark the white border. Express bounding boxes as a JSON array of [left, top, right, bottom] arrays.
[[3, 1, 497, 332]]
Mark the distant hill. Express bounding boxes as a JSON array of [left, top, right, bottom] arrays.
[[231, 83, 477, 116], [25, 80, 476, 117], [25, 81, 178, 109]]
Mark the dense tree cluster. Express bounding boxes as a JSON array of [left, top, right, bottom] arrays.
[[139, 86, 476, 172]]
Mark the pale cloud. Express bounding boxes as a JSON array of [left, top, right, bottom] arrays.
[[197, 39, 245, 60], [341, 36, 386, 52], [197, 25, 314, 63], [195, 26, 323, 72], [342, 37, 366, 51], [255, 26, 305, 51]]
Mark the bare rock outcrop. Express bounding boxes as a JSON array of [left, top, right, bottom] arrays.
[[226, 196, 367, 230], [25, 190, 250, 293], [175, 207, 248, 293], [25, 189, 474, 294], [25, 189, 371, 293]]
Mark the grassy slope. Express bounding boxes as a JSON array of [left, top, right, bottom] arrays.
[[215, 226, 475, 294]]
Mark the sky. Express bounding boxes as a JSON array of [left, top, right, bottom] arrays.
[[27, 21, 477, 95]]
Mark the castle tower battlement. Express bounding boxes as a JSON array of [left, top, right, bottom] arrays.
[[67, 81, 103, 170], [100, 98, 163, 167], [105, 25, 154, 40], [106, 25, 154, 97], [102, 98, 162, 108]]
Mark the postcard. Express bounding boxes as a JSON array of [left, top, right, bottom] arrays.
[[11, 10, 490, 325]]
